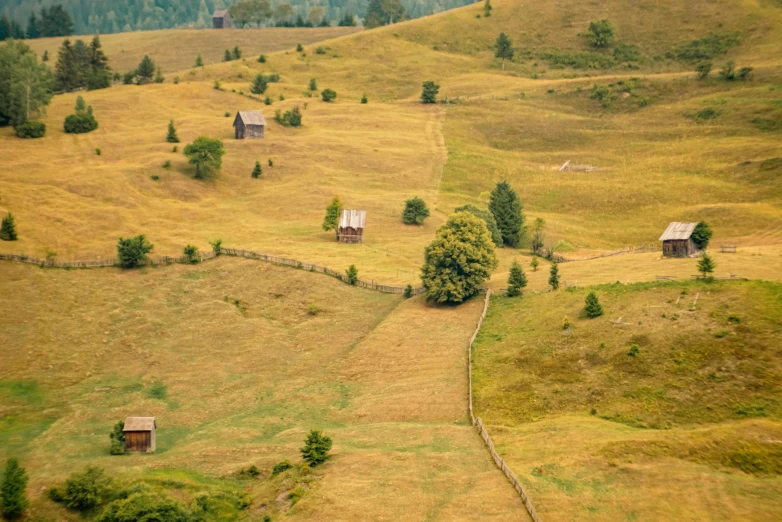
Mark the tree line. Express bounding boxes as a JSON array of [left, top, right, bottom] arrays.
[[1, 0, 473, 36]]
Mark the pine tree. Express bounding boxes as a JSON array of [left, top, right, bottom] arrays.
[[232, 46, 242, 60], [322, 196, 343, 235], [87, 35, 111, 90], [1, 457, 29, 520], [251, 74, 268, 95], [309, 77, 317, 91], [26, 12, 40, 39], [223, 49, 232, 62], [0, 213, 18, 241], [195, 54, 203, 67], [300, 430, 332, 467], [166, 120, 179, 143], [489, 180, 524, 247], [484, 0, 493, 17], [136, 55, 155, 84], [506, 260, 527, 297], [251, 160, 262, 178], [530, 255, 539, 272], [583, 292, 604, 318], [548, 262, 560, 290], [697, 252, 716, 279], [495, 33, 514, 70]]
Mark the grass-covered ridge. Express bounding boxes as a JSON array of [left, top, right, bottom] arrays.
[[473, 279, 782, 520]]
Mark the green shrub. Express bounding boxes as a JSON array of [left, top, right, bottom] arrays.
[[583, 19, 615, 48], [97, 492, 191, 522], [402, 197, 430, 225], [694, 108, 720, 121], [403, 284, 414, 298], [15, 120, 46, 138], [361, 93, 368, 104], [584, 291, 604, 317], [612, 43, 641, 62], [209, 239, 222, 255], [1, 458, 29, 519], [549, 263, 560, 290], [454, 204, 502, 246], [421, 81, 439, 103], [695, 61, 712, 79], [321, 88, 337, 102], [183, 244, 198, 263], [64, 113, 98, 133], [674, 32, 740, 62], [274, 106, 302, 127], [162, 160, 171, 169], [296, 43, 303, 52], [542, 50, 615, 69], [627, 344, 640, 357], [315, 46, 327, 55], [109, 420, 125, 455], [307, 304, 320, 316], [300, 430, 332, 467], [48, 487, 64, 503], [63, 467, 113, 511], [714, 330, 730, 338], [258, 54, 266, 63], [590, 84, 613, 107], [272, 459, 293, 476], [345, 265, 359, 285], [0, 213, 18, 241], [117, 235, 154, 268], [268, 158, 273, 167]]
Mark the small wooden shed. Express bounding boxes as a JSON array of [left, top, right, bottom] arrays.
[[212, 10, 232, 28], [123, 416, 156, 453], [659, 222, 698, 257], [233, 110, 266, 139], [337, 210, 366, 243]]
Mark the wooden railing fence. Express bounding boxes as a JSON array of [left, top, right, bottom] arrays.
[[468, 290, 542, 522], [550, 243, 659, 263], [0, 248, 424, 296]]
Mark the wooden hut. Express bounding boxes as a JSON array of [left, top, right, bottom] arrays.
[[659, 222, 698, 257], [233, 111, 266, 139], [337, 210, 366, 243], [123, 417, 156, 453], [212, 10, 232, 28]]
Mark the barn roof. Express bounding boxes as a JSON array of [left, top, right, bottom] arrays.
[[659, 222, 697, 241], [123, 417, 156, 431], [212, 10, 229, 18], [234, 110, 266, 126], [339, 209, 366, 229]]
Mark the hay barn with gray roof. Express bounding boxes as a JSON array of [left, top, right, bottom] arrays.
[[212, 10, 232, 28], [659, 222, 699, 257], [123, 416, 156, 453], [233, 110, 266, 139]]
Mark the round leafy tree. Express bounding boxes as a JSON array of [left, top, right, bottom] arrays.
[[402, 197, 430, 225], [117, 235, 154, 268], [691, 221, 713, 250], [584, 19, 615, 48], [420, 212, 499, 304], [183, 136, 225, 179], [321, 88, 337, 102], [454, 204, 502, 246]]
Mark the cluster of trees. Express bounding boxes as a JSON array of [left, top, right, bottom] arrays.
[[0, 40, 52, 135], [54, 36, 111, 91], [63, 95, 98, 133], [274, 106, 302, 127], [0, 5, 73, 41], [2, 0, 473, 35], [124, 55, 163, 85]]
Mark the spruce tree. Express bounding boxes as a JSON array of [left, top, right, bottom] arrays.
[[251, 160, 262, 178], [195, 54, 203, 67], [300, 430, 332, 467], [0, 213, 18, 241], [548, 262, 560, 290], [166, 120, 179, 143], [322, 196, 343, 235], [489, 180, 524, 247], [506, 260, 527, 297], [232, 46, 242, 60], [530, 255, 539, 272], [223, 49, 232, 62], [583, 292, 603, 318], [345, 265, 358, 285], [309, 78, 317, 91], [1, 457, 29, 520], [484, 0, 492, 17], [42, 50, 49, 62], [250, 74, 268, 95], [697, 252, 716, 279], [136, 55, 155, 84]]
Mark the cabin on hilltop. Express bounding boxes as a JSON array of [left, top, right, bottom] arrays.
[[338, 210, 366, 243], [233, 111, 266, 139], [659, 222, 698, 257], [212, 10, 232, 28], [123, 416, 156, 453]]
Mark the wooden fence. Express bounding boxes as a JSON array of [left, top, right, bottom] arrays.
[[551, 243, 659, 264], [0, 248, 424, 296], [468, 290, 542, 522]]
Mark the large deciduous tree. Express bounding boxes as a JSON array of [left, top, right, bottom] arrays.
[[420, 212, 499, 304], [183, 136, 225, 179], [495, 33, 514, 70], [365, 0, 408, 29], [0, 41, 53, 129]]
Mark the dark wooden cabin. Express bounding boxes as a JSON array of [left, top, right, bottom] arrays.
[[233, 111, 266, 139], [337, 210, 366, 243], [212, 10, 232, 28], [659, 222, 698, 257], [123, 416, 156, 453]]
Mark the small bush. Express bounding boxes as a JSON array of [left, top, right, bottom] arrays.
[[272, 460, 293, 476], [563, 316, 571, 330], [274, 106, 302, 127], [402, 197, 430, 225], [714, 330, 730, 338], [98, 492, 191, 522], [209, 239, 222, 255], [213, 80, 221, 90], [361, 93, 368, 104], [541, 50, 614, 70], [321, 88, 337, 102], [150, 175, 159, 181], [96, 148, 101, 156], [63, 467, 113, 511], [162, 160, 171, 169], [173, 76, 179, 84], [258, 54, 266, 63], [627, 344, 640, 357], [674, 32, 740, 62], [307, 304, 320, 316], [315, 46, 326, 55], [48, 487, 64, 503], [421, 81, 439, 104], [268, 158, 273, 167], [252, 160, 262, 178], [117, 235, 154, 268], [64, 113, 99, 133], [15, 120, 46, 138], [694, 107, 720, 121], [224, 112, 230, 117], [583, 19, 615, 48], [172, 145, 178, 152], [403, 284, 413, 298], [345, 265, 358, 285], [183, 244, 198, 264], [264, 96, 272, 105], [613, 43, 641, 62], [296, 43, 303, 52], [727, 314, 741, 323], [695, 61, 712, 79], [300, 430, 332, 467]]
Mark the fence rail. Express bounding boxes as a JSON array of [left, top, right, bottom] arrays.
[[0, 248, 424, 295], [551, 243, 659, 264], [468, 290, 542, 522]]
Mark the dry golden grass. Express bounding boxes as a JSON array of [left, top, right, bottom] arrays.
[[473, 280, 782, 520], [0, 257, 526, 520], [24, 27, 362, 73]]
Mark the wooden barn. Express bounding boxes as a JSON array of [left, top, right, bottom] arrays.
[[337, 210, 366, 243], [233, 111, 266, 139], [212, 10, 232, 28], [659, 222, 698, 257], [123, 416, 156, 453]]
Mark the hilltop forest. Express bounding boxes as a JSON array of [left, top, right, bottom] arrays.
[[1, 0, 473, 35]]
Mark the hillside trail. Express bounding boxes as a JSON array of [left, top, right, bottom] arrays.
[[425, 106, 450, 217], [287, 295, 531, 521]]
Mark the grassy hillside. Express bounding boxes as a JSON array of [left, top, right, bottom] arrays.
[[24, 27, 362, 73], [2, 0, 781, 287], [473, 280, 782, 521], [0, 258, 526, 520]]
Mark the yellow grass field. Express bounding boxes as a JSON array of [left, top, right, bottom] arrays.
[[0, 257, 527, 521], [473, 280, 782, 521]]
